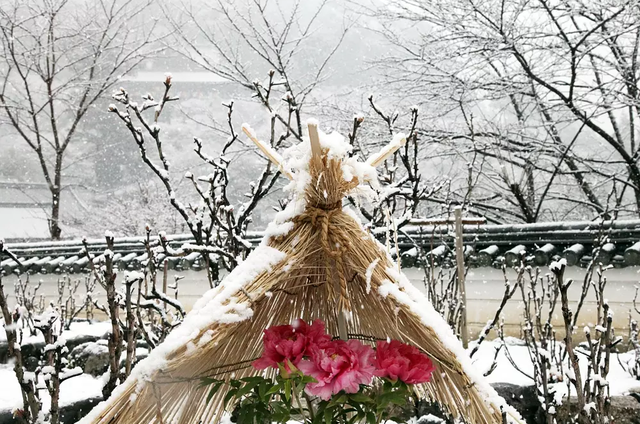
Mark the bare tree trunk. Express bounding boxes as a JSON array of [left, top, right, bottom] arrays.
[[88, 235, 122, 399], [0, 0, 159, 242], [50, 189, 62, 240], [50, 352, 61, 424], [557, 269, 589, 424], [104, 266, 121, 398], [124, 278, 136, 377], [49, 154, 63, 240]]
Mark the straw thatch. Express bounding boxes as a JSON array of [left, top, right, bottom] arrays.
[[80, 125, 521, 424]]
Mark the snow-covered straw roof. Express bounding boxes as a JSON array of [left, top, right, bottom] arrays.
[[78, 121, 520, 424]]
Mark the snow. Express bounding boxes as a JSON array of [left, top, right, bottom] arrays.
[[365, 259, 380, 294], [470, 339, 640, 397], [549, 258, 567, 272], [0, 321, 111, 344], [0, 366, 103, 413], [124, 270, 144, 283]]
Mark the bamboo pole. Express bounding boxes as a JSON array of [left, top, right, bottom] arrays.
[[241, 125, 293, 180], [366, 134, 407, 168], [307, 122, 322, 160], [454, 207, 469, 349]]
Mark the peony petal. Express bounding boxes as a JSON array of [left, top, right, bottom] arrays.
[[305, 382, 333, 401]]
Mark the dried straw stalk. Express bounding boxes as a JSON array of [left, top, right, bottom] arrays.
[[85, 150, 511, 424]]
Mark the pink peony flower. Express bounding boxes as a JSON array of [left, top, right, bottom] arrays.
[[253, 319, 331, 371], [374, 340, 435, 384], [294, 319, 333, 350], [298, 339, 375, 401]]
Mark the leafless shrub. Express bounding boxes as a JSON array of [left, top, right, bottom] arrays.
[[36, 307, 83, 424], [13, 275, 44, 336], [492, 257, 619, 424], [0, 241, 41, 423], [109, 78, 286, 287]]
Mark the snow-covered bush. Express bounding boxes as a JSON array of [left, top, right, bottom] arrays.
[[619, 291, 640, 380], [0, 238, 119, 423], [80, 231, 186, 399]]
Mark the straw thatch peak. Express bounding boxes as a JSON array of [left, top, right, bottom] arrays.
[[283, 121, 378, 207]]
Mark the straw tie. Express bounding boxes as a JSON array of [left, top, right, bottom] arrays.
[[296, 203, 351, 313]]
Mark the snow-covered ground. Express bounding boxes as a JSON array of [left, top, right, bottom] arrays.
[[471, 339, 640, 396], [0, 321, 120, 416], [0, 321, 111, 344], [0, 368, 103, 414]]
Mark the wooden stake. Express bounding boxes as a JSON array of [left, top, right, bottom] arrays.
[[338, 311, 348, 341], [455, 206, 469, 349], [241, 125, 293, 180]]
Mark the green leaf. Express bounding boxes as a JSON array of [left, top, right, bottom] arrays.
[[327, 394, 347, 409], [324, 408, 333, 424], [206, 381, 224, 404], [240, 376, 265, 383], [283, 379, 292, 402], [348, 393, 374, 404], [366, 411, 376, 424], [272, 402, 290, 423], [223, 388, 238, 408], [300, 375, 318, 384], [237, 405, 251, 424], [199, 377, 220, 387], [236, 380, 260, 398], [377, 391, 408, 407], [313, 411, 325, 424], [350, 410, 365, 424], [296, 381, 307, 394], [258, 380, 269, 399], [266, 384, 281, 395]]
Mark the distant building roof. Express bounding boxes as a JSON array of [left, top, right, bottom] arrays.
[[0, 182, 90, 241], [5, 220, 640, 274], [0, 208, 50, 240], [123, 71, 230, 84], [0, 182, 50, 207]]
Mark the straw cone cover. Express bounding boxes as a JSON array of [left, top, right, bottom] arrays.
[[79, 123, 522, 424]]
